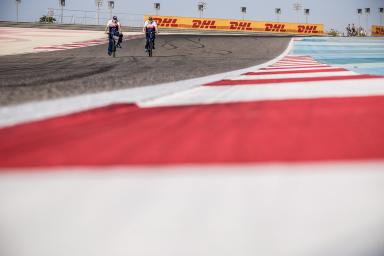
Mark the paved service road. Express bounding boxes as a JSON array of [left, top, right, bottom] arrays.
[[0, 35, 290, 106]]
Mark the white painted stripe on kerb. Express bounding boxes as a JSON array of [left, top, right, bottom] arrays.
[[229, 71, 356, 80], [139, 78, 384, 107], [262, 65, 330, 70], [271, 63, 326, 67], [274, 61, 320, 65], [274, 59, 318, 63], [252, 66, 338, 73], [1, 161, 384, 256]]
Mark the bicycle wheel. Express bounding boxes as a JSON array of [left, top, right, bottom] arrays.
[[112, 39, 116, 58], [148, 40, 153, 57]]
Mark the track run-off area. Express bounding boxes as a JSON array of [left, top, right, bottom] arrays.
[[0, 27, 384, 256]]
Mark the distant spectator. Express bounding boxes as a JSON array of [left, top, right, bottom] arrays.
[[346, 24, 351, 36], [360, 27, 366, 36], [352, 24, 357, 36]]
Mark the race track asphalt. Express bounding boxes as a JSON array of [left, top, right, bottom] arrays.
[[0, 34, 291, 106]]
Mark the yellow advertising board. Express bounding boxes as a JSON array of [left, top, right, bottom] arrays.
[[372, 25, 384, 36], [144, 15, 324, 35]]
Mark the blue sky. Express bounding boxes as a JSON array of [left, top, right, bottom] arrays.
[[0, 0, 383, 32]]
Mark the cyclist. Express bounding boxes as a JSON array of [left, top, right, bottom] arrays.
[[104, 16, 123, 56], [351, 24, 357, 36], [143, 16, 159, 52], [346, 24, 351, 36]]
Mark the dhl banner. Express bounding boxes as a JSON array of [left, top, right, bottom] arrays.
[[144, 15, 324, 35], [372, 25, 384, 36]]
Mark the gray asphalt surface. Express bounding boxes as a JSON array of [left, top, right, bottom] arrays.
[[0, 35, 291, 106]]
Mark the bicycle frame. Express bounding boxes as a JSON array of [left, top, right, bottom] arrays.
[[147, 31, 156, 57], [109, 32, 119, 58]]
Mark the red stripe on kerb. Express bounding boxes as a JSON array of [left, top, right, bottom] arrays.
[[281, 56, 313, 58], [243, 68, 348, 75], [271, 63, 321, 67], [1, 97, 384, 168], [205, 74, 381, 86], [261, 65, 330, 70], [279, 58, 316, 61], [274, 62, 320, 65], [280, 58, 315, 62]]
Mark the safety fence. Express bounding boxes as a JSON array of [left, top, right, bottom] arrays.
[[372, 25, 384, 36], [48, 8, 144, 27], [145, 15, 324, 35]]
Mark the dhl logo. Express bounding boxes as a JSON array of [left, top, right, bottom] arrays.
[[230, 22, 252, 31], [154, 18, 178, 28], [265, 23, 287, 32], [192, 20, 217, 29], [298, 25, 319, 33], [375, 27, 384, 35]]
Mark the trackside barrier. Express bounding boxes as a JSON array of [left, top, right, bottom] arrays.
[[144, 15, 324, 35], [372, 25, 384, 36]]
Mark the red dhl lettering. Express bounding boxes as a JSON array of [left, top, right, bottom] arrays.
[[154, 18, 178, 28], [265, 23, 287, 32], [375, 27, 384, 35], [298, 25, 319, 33], [192, 20, 217, 29], [230, 22, 252, 31]]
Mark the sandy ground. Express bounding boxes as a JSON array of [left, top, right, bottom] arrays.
[[0, 27, 141, 56]]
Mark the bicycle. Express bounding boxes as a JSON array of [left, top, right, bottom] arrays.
[[146, 31, 156, 57], [108, 32, 120, 58]]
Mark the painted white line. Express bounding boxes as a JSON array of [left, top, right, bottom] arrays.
[[0, 39, 295, 128], [1, 161, 384, 256], [272, 62, 322, 66], [275, 58, 317, 62], [274, 61, 320, 65], [282, 56, 313, 59], [252, 66, 338, 72], [139, 78, 384, 107], [262, 65, 330, 70], [271, 63, 326, 67], [228, 71, 356, 80]]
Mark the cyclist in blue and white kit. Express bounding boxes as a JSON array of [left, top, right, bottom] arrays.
[[104, 16, 123, 56], [143, 16, 159, 52]]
